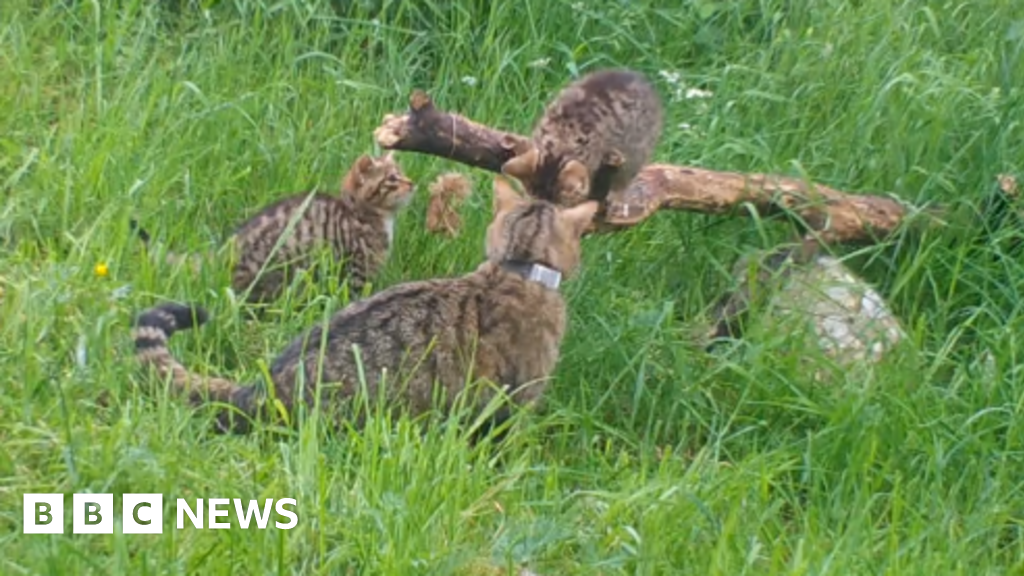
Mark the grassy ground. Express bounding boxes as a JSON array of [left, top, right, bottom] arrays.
[[2, 0, 1023, 573]]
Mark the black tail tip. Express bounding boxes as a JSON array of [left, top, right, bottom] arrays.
[[135, 302, 210, 331]]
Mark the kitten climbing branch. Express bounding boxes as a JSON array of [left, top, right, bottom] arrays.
[[374, 90, 925, 245]]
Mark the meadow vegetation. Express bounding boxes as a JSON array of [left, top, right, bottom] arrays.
[[1, 0, 1023, 573]]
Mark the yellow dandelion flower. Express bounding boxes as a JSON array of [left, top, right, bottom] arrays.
[[94, 263, 109, 277]]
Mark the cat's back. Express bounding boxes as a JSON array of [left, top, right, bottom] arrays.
[[231, 191, 341, 240], [534, 68, 663, 165], [271, 266, 566, 393]]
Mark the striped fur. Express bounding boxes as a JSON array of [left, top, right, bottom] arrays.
[[132, 152, 415, 304], [501, 68, 663, 209], [132, 176, 599, 434]]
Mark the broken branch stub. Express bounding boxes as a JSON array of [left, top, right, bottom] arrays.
[[374, 90, 531, 174], [374, 90, 914, 244]]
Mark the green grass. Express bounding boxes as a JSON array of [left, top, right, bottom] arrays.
[[2, 0, 1023, 573]]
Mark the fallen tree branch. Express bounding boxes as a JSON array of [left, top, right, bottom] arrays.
[[375, 90, 530, 174], [609, 164, 912, 244], [375, 90, 924, 244]]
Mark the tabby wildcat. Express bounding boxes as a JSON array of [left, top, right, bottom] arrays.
[[132, 176, 599, 435], [501, 68, 663, 210], [131, 152, 415, 303]]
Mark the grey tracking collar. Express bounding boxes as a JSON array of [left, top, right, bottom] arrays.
[[499, 259, 562, 290]]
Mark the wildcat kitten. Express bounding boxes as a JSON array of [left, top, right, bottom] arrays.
[[501, 68, 663, 209], [130, 152, 415, 303], [132, 176, 599, 435]]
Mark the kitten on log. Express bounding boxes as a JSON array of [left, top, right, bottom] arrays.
[[373, 89, 915, 242], [500, 68, 663, 210], [131, 176, 599, 436], [130, 152, 415, 304]]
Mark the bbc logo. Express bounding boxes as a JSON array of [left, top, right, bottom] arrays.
[[24, 493, 298, 534], [24, 493, 163, 534]]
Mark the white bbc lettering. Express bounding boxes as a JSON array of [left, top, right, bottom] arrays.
[[275, 498, 298, 529], [176, 498, 297, 529], [122, 494, 163, 534], [23, 494, 298, 534], [177, 498, 203, 529], [233, 498, 273, 529], [23, 494, 64, 534], [72, 493, 114, 534], [207, 498, 231, 529]]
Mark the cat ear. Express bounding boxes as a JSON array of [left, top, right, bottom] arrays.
[[341, 154, 375, 192], [492, 176, 526, 214], [365, 154, 391, 178], [501, 147, 539, 181], [381, 150, 395, 163], [355, 154, 375, 171], [559, 200, 600, 237], [556, 159, 590, 202]]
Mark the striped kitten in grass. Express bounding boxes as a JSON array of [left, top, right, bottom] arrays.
[[131, 176, 599, 436], [131, 152, 415, 304]]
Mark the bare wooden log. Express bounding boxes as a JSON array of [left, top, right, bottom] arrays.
[[374, 90, 917, 244], [607, 164, 911, 244], [375, 90, 531, 174]]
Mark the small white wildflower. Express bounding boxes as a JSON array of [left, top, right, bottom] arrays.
[[571, 2, 584, 11], [685, 87, 714, 99], [658, 70, 681, 86], [657, 71, 690, 102], [527, 57, 551, 69], [678, 122, 693, 131], [461, 76, 478, 87]]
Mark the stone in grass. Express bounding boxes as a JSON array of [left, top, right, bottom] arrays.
[[705, 239, 905, 382]]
